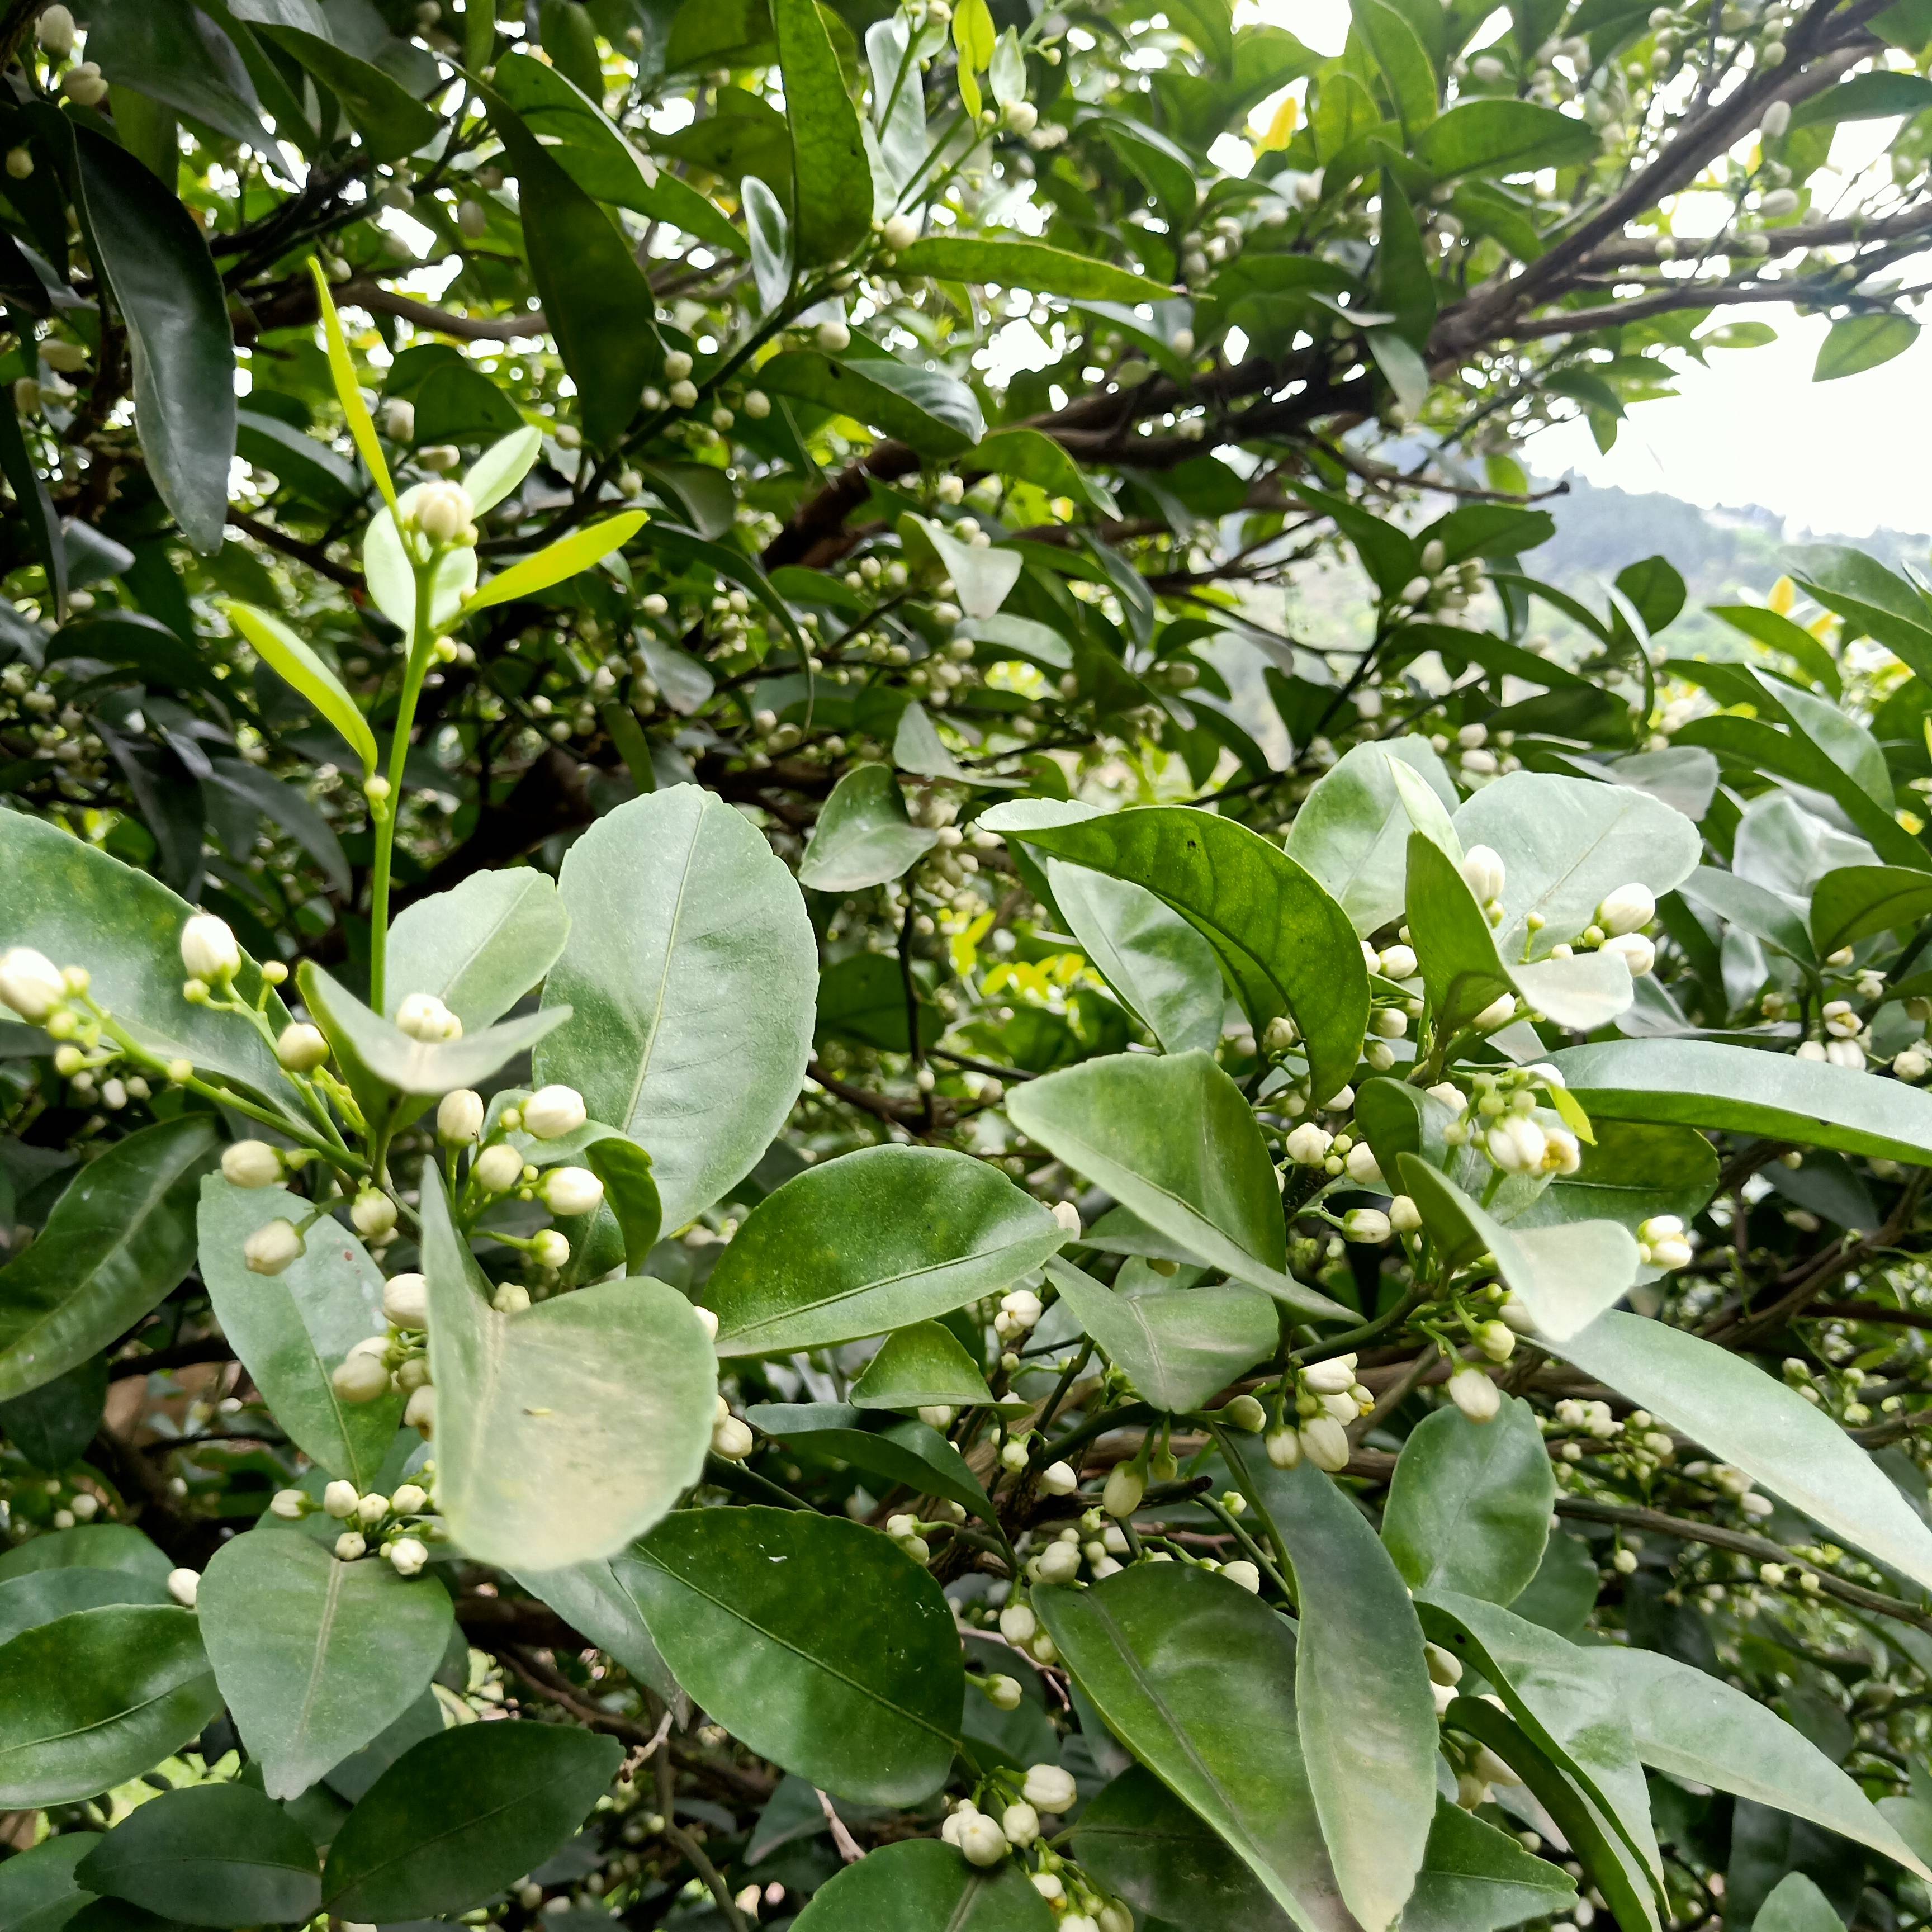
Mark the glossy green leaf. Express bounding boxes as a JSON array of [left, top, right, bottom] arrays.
[[1810, 865, 1932, 958], [1551, 1037, 1932, 1165], [1351, 0, 1436, 128], [257, 26, 439, 161], [1816, 312, 1919, 381], [1222, 1441, 1437, 1931], [623, 1506, 962, 1803], [849, 1320, 1002, 1412], [221, 600, 377, 777], [0, 1606, 221, 1807], [1507, 1120, 1719, 1237], [0, 1526, 171, 1587], [1398, 1156, 1638, 1343], [1587, 1645, 1929, 1878], [745, 1403, 996, 1521], [0, 1569, 169, 1650], [981, 802, 1368, 1104], [581, 1134, 662, 1274], [773, 0, 871, 266], [1410, 97, 1598, 174], [509, 1556, 679, 1703], [0, 1117, 218, 1402], [1381, 1396, 1554, 1605], [386, 869, 570, 1031], [0, 1352, 105, 1472], [198, 1527, 453, 1801], [790, 1838, 1054, 1930], [0, 812, 296, 1115], [1286, 738, 1458, 939], [1510, 1531, 1599, 1638], [1453, 771, 1701, 955], [1011, 1053, 1347, 1318], [892, 235, 1173, 301], [196, 1178, 400, 1487], [1045, 1256, 1277, 1413], [537, 785, 817, 1230], [422, 1169, 717, 1569], [705, 1144, 1064, 1354], [757, 351, 986, 457], [1036, 1564, 1348, 1931], [1550, 1309, 1932, 1593], [320, 1721, 622, 1921], [75, 1783, 319, 1928], [1403, 1800, 1581, 1932], [0, 1835, 100, 1932], [1404, 830, 1518, 1037], [903, 515, 1022, 621], [1757, 1874, 1848, 1932], [463, 512, 647, 615], [1047, 860, 1224, 1056], [797, 764, 938, 892]]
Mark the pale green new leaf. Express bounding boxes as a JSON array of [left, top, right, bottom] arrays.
[[222, 599, 377, 776], [463, 512, 646, 615]]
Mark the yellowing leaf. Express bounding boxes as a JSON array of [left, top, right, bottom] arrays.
[[1769, 576, 1796, 615], [307, 259, 396, 516], [222, 599, 378, 776], [1255, 91, 1300, 150]]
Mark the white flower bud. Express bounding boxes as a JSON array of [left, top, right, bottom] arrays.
[[1285, 1123, 1333, 1166], [334, 1532, 367, 1561], [351, 1190, 397, 1239], [62, 61, 105, 106], [36, 4, 75, 54], [523, 1085, 588, 1140], [383, 1272, 429, 1327], [1222, 1394, 1266, 1431], [712, 1414, 754, 1460], [413, 481, 475, 545], [1472, 993, 1517, 1031], [276, 1022, 329, 1072], [984, 1674, 1023, 1710], [882, 212, 919, 251], [323, 1480, 359, 1518], [815, 319, 851, 352], [427, 1088, 483, 1144], [1760, 98, 1792, 136], [999, 1602, 1038, 1643], [244, 1218, 304, 1276], [1343, 1207, 1390, 1244], [1002, 1287, 1044, 1329], [1001, 1437, 1030, 1471], [1426, 1641, 1463, 1687], [1498, 1292, 1537, 1335], [404, 1385, 436, 1433], [0, 946, 65, 1021], [956, 1812, 1009, 1866], [1449, 1366, 1501, 1423], [392, 1483, 428, 1514], [1022, 1764, 1078, 1812], [918, 1404, 954, 1428], [1266, 1426, 1301, 1468], [541, 1164, 604, 1217], [1601, 931, 1655, 977], [1221, 1559, 1261, 1593], [395, 991, 461, 1041], [1001, 1802, 1040, 1848], [161, 1566, 199, 1608], [669, 380, 699, 409], [530, 1229, 570, 1270], [1102, 1465, 1143, 1518], [221, 1139, 282, 1188], [1460, 845, 1505, 903], [388, 1536, 429, 1576], [270, 1488, 309, 1519], [1388, 1195, 1422, 1235], [474, 1143, 524, 1192], [356, 1492, 390, 1526], [1300, 1415, 1351, 1471], [1344, 1142, 1385, 1187], [490, 1282, 530, 1315], [1039, 1460, 1078, 1495], [1035, 1540, 1081, 1584], [1302, 1356, 1358, 1395], [1487, 1115, 1547, 1174], [181, 913, 240, 983], [1377, 943, 1418, 980], [383, 397, 416, 442], [332, 1353, 392, 1404], [1597, 883, 1656, 936], [1896, 1048, 1929, 1082]]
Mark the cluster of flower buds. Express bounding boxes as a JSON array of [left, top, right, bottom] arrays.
[[278, 1478, 434, 1571], [711, 1396, 752, 1461], [996, 1594, 1060, 1666], [1026, 1522, 1115, 1587], [1269, 1355, 1372, 1471], [1394, 542, 1488, 626], [407, 481, 478, 548], [993, 1285, 1043, 1341], [1636, 1214, 1693, 1270]]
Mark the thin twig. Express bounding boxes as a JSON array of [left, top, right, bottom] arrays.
[[816, 1788, 865, 1863]]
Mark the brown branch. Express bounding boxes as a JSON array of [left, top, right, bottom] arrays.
[[110, 1337, 237, 1381], [339, 277, 548, 343], [228, 508, 364, 592], [1583, 195, 1932, 268], [1808, 1300, 1932, 1333], [805, 1058, 924, 1126]]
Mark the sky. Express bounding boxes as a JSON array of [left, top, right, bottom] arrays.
[[1238, 0, 1932, 538]]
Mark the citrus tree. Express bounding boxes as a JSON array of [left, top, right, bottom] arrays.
[[9, 0, 1932, 1928]]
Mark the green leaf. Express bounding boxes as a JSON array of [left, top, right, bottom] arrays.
[[198, 1527, 452, 1803], [581, 1134, 662, 1274], [1550, 1038, 1932, 1166], [1381, 1396, 1555, 1605], [222, 600, 377, 777], [744, 1403, 996, 1522], [1223, 1442, 1438, 1931], [789, 1838, 1054, 1930], [1351, 0, 1437, 128], [1508, 1121, 1719, 1237], [757, 350, 986, 457], [302, 261, 395, 513], [75, 1783, 320, 1928], [0, 1606, 221, 1807], [0, 1117, 218, 1402], [1036, 1564, 1342, 1928], [1045, 1257, 1277, 1413], [1411, 97, 1598, 173], [902, 514, 1022, 620], [1810, 865, 1932, 958], [1681, 865, 1816, 967], [1398, 1156, 1639, 1343], [256, 26, 439, 162], [1790, 68, 1932, 125], [0, 1569, 170, 1649], [797, 764, 939, 892], [0, 1525, 172, 1587], [481, 88, 661, 447], [40, 115, 234, 555], [1286, 738, 1459, 938], [1586, 1645, 1930, 1878], [706, 1144, 1063, 1354], [1010, 1052, 1345, 1318], [0, 1834, 97, 1932], [1547, 1310, 1932, 1593], [848, 1320, 1003, 1412], [1790, 545, 1932, 685], [623, 1506, 962, 1803], [508, 1557, 679, 1703], [980, 803, 1368, 1104], [1047, 860, 1224, 1057], [773, 0, 872, 266], [1815, 312, 1919, 381], [1403, 1800, 1581, 1932], [463, 512, 647, 615], [196, 1178, 400, 1486], [421, 1169, 717, 1569], [1404, 830, 1521, 1037], [462, 425, 543, 516], [320, 1721, 622, 1921], [536, 785, 818, 1230], [386, 869, 571, 1031], [1453, 771, 1701, 955], [970, 428, 1120, 519], [892, 236, 1173, 302], [86, 0, 272, 150]]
